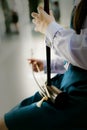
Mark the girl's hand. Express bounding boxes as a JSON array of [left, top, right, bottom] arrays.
[[31, 6, 55, 34], [28, 58, 44, 72]]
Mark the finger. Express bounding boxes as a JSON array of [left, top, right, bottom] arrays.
[[33, 61, 37, 65], [32, 19, 37, 24], [37, 6, 45, 15], [31, 12, 39, 18], [28, 59, 35, 64], [37, 6, 43, 13], [32, 19, 40, 25], [28, 60, 32, 64], [38, 6, 43, 10], [50, 10, 53, 16], [50, 10, 55, 20]]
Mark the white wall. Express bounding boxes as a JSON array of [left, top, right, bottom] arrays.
[[59, 0, 73, 27], [0, 0, 32, 116]]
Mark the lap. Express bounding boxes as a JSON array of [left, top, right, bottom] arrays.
[[51, 74, 64, 89], [4, 92, 87, 129]]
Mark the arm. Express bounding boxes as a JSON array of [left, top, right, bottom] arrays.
[[43, 57, 67, 74], [31, 6, 87, 70], [28, 58, 67, 74], [46, 22, 87, 70]]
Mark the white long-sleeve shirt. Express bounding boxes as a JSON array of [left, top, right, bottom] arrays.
[[44, 19, 87, 73]]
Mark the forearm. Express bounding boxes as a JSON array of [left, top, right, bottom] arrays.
[[43, 58, 67, 74]]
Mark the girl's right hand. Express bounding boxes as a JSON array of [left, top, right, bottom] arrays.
[[28, 58, 44, 72]]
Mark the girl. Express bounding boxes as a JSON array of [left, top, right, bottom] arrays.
[[0, 0, 87, 129]]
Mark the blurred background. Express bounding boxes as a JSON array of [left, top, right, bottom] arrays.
[[0, 0, 73, 116]]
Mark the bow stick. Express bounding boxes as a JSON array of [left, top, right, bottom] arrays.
[[36, 0, 51, 107], [44, 0, 51, 87]]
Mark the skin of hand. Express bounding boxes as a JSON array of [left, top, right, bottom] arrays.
[[0, 118, 8, 130], [28, 59, 44, 72], [31, 6, 55, 34]]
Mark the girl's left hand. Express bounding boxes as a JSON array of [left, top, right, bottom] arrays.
[[31, 6, 55, 34]]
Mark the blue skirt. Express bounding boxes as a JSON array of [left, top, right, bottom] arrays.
[[4, 65, 87, 129]]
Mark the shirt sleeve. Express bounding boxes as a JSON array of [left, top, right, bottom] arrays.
[[45, 21, 87, 70], [43, 57, 67, 74]]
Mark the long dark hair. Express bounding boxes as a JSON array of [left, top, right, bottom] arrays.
[[73, 0, 87, 34]]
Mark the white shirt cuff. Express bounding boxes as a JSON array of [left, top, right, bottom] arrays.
[[45, 21, 64, 47]]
